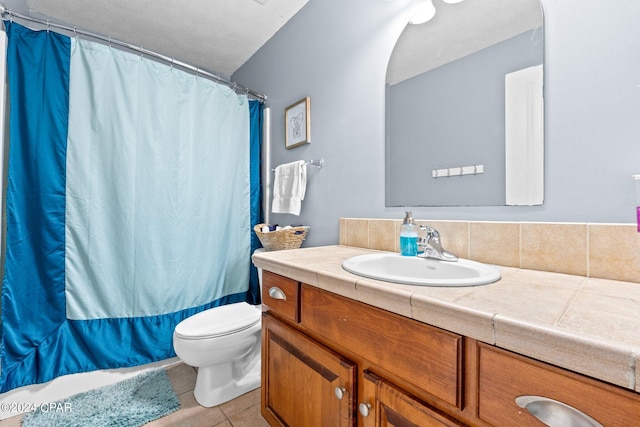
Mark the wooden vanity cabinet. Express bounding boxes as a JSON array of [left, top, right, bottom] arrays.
[[261, 270, 640, 426], [261, 271, 466, 427]]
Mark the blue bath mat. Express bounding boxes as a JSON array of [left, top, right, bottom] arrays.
[[21, 369, 180, 427]]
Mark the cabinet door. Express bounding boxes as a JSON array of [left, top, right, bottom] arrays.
[[361, 371, 466, 427], [262, 313, 357, 427]]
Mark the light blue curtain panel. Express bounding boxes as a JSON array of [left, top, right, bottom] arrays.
[[0, 21, 262, 392]]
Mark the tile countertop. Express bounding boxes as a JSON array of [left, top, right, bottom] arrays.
[[252, 245, 640, 393]]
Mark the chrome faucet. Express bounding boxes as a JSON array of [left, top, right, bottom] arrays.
[[418, 225, 458, 262]]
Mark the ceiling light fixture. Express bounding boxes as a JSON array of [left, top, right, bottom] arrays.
[[442, 0, 465, 3], [409, 0, 436, 25]]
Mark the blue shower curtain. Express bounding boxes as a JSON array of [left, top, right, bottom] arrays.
[[0, 22, 262, 392]]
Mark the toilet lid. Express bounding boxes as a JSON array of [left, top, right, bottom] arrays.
[[174, 302, 261, 339]]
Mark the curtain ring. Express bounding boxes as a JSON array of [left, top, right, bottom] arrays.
[[73, 26, 78, 40], [447, 167, 451, 177], [46, 20, 50, 33], [474, 164, 478, 174], [459, 166, 464, 176], [108, 36, 111, 49]]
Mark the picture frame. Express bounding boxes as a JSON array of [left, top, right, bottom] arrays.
[[284, 97, 311, 149]]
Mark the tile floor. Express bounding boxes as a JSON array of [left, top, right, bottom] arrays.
[[0, 363, 270, 427]]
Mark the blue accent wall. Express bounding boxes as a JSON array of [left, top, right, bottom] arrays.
[[233, 0, 640, 246]]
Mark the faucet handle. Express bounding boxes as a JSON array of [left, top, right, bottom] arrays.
[[419, 225, 441, 244], [419, 225, 438, 238], [417, 225, 458, 262]]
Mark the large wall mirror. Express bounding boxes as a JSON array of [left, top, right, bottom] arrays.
[[385, 0, 544, 206]]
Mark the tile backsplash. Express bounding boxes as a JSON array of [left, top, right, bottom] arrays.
[[339, 218, 640, 284]]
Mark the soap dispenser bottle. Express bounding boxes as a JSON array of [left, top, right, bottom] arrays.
[[400, 211, 418, 256]]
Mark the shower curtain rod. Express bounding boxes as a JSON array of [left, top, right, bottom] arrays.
[[0, 4, 267, 103]]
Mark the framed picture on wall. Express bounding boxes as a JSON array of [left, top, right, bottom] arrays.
[[285, 97, 311, 149]]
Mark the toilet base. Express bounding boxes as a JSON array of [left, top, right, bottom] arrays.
[[193, 358, 261, 407]]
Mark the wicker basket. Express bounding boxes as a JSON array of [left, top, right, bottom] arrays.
[[254, 224, 309, 251]]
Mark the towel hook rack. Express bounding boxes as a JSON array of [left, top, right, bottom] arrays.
[[432, 164, 484, 178]]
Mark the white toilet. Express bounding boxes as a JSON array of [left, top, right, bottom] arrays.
[[173, 263, 263, 407]]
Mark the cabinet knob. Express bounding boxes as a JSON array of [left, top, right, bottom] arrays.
[[515, 395, 603, 427], [268, 287, 287, 300], [359, 402, 372, 417], [334, 386, 347, 400]]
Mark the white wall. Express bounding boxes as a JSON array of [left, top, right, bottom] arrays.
[[235, 0, 640, 247]]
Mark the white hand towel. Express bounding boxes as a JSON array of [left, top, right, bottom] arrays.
[[272, 160, 307, 215]]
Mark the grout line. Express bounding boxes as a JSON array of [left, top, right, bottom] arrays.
[[554, 279, 586, 327], [490, 313, 498, 345], [467, 222, 471, 259], [519, 223, 523, 268], [630, 350, 637, 391], [366, 219, 370, 249], [586, 224, 590, 278]]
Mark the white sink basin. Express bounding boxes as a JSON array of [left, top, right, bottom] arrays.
[[342, 252, 501, 287]]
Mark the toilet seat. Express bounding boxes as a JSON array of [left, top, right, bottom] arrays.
[[175, 302, 261, 340]]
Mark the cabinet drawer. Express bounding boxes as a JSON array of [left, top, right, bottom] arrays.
[[478, 343, 640, 426], [261, 271, 300, 323], [301, 285, 463, 409]]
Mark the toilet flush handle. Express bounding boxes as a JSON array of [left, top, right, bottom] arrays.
[[268, 287, 287, 301]]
